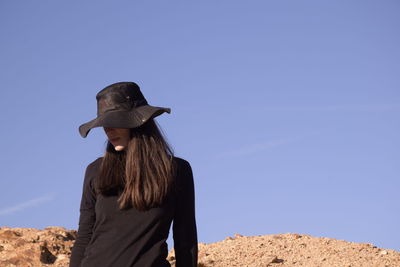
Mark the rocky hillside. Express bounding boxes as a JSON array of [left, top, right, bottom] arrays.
[[0, 227, 399, 267]]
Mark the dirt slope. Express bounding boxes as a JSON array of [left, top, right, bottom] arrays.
[[0, 227, 399, 267]]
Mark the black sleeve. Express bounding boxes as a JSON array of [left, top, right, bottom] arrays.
[[172, 159, 198, 267], [69, 161, 98, 267]]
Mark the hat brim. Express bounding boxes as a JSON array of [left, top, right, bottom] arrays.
[[79, 105, 171, 138]]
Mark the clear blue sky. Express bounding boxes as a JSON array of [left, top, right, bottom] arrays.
[[1, 1, 399, 252]]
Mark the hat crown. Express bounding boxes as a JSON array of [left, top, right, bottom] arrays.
[[95, 82, 148, 116]]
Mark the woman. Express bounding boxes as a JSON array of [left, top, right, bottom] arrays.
[[69, 82, 198, 267]]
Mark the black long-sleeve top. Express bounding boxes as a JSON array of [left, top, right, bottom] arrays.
[[69, 156, 198, 267]]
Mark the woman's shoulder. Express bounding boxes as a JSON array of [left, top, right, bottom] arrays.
[[172, 156, 192, 171], [85, 157, 103, 173], [172, 156, 194, 183], [80, 157, 103, 193], [88, 156, 103, 166], [173, 156, 189, 165]]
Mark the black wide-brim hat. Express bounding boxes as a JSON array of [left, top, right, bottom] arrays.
[[79, 82, 171, 138]]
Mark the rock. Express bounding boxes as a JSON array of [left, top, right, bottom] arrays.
[[233, 233, 243, 238], [0, 227, 75, 267]]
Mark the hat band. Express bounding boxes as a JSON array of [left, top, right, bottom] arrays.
[[97, 98, 148, 116]]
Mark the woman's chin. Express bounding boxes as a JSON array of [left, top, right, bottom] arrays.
[[114, 145, 125, 151]]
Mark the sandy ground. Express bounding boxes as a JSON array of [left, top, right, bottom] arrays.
[[1, 227, 399, 266]]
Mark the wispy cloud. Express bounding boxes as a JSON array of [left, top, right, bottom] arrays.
[[0, 193, 55, 216]]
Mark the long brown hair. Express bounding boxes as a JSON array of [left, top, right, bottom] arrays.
[[95, 119, 176, 211]]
